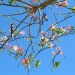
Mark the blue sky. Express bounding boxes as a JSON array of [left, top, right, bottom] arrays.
[[0, 0, 75, 75]]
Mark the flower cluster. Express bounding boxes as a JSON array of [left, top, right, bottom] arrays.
[[52, 46, 63, 57], [50, 25, 73, 37], [0, 36, 8, 45], [58, 0, 68, 8], [21, 58, 30, 66], [8, 45, 24, 55], [31, 0, 37, 3], [21, 53, 41, 68], [39, 32, 53, 48]]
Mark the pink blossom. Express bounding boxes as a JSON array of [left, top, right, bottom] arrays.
[[21, 58, 25, 64], [31, 0, 37, 3], [41, 31, 46, 36], [44, 38, 49, 43], [49, 44, 53, 48], [59, 50, 63, 55], [63, 1, 68, 6], [28, 9, 35, 16], [21, 58, 30, 65], [19, 31, 25, 35], [51, 33, 55, 38], [56, 47, 63, 55], [66, 25, 71, 30], [13, 45, 18, 51], [50, 25, 55, 30], [18, 46, 23, 53], [5, 42, 8, 45], [60, 27, 66, 32], [58, 2, 63, 8], [8, 45, 12, 49], [27, 6, 32, 9], [52, 51, 56, 55], [56, 46, 61, 51]]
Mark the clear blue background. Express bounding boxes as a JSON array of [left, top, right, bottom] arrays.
[[0, 0, 75, 75]]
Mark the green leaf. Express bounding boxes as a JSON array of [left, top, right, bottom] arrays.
[[35, 60, 41, 68], [25, 7, 28, 12], [51, 3, 54, 6], [19, 53, 23, 56], [9, 0, 16, 5], [18, 9, 21, 13], [46, 42, 50, 47], [71, 6, 75, 13], [24, 37, 30, 41], [0, 49, 3, 52], [57, 39, 61, 42], [9, 50, 12, 55], [71, 26, 74, 30], [14, 30, 19, 35], [40, 37, 45, 42], [38, 43, 44, 48], [28, 54, 34, 60], [55, 61, 60, 68], [14, 56, 18, 60]]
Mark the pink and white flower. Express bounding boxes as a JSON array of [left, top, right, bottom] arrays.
[[44, 38, 49, 43], [18, 46, 23, 53], [63, 0, 68, 6], [8, 45, 12, 49], [19, 31, 25, 35], [66, 25, 71, 30], [49, 44, 53, 48], [13, 45, 18, 51], [52, 51, 56, 55], [50, 25, 55, 30], [31, 0, 37, 3]]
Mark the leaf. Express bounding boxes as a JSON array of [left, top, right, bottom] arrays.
[[71, 6, 75, 13], [14, 56, 18, 60], [9, 0, 16, 5], [40, 37, 45, 42], [38, 43, 44, 48], [14, 30, 19, 35], [28, 54, 34, 60], [51, 3, 54, 6], [57, 39, 61, 42], [18, 9, 21, 13], [25, 7, 28, 12], [71, 26, 74, 30], [46, 42, 51, 47], [35, 60, 41, 68], [24, 38, 30, 41], [9, 50, 12, 55], [55, 61, 60, 68], [0, 49, 3, 52]]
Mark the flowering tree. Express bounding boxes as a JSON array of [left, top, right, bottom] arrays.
[[0, 0, 75, 74]]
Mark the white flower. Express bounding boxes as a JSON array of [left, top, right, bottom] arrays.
[[50, 25, 55, 30], [44, 38, 49, 43], [3, 36, 7, 40], [49, 44, 53, 49], [13, 45, 18, 51], [52, 51, 56, 55]]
